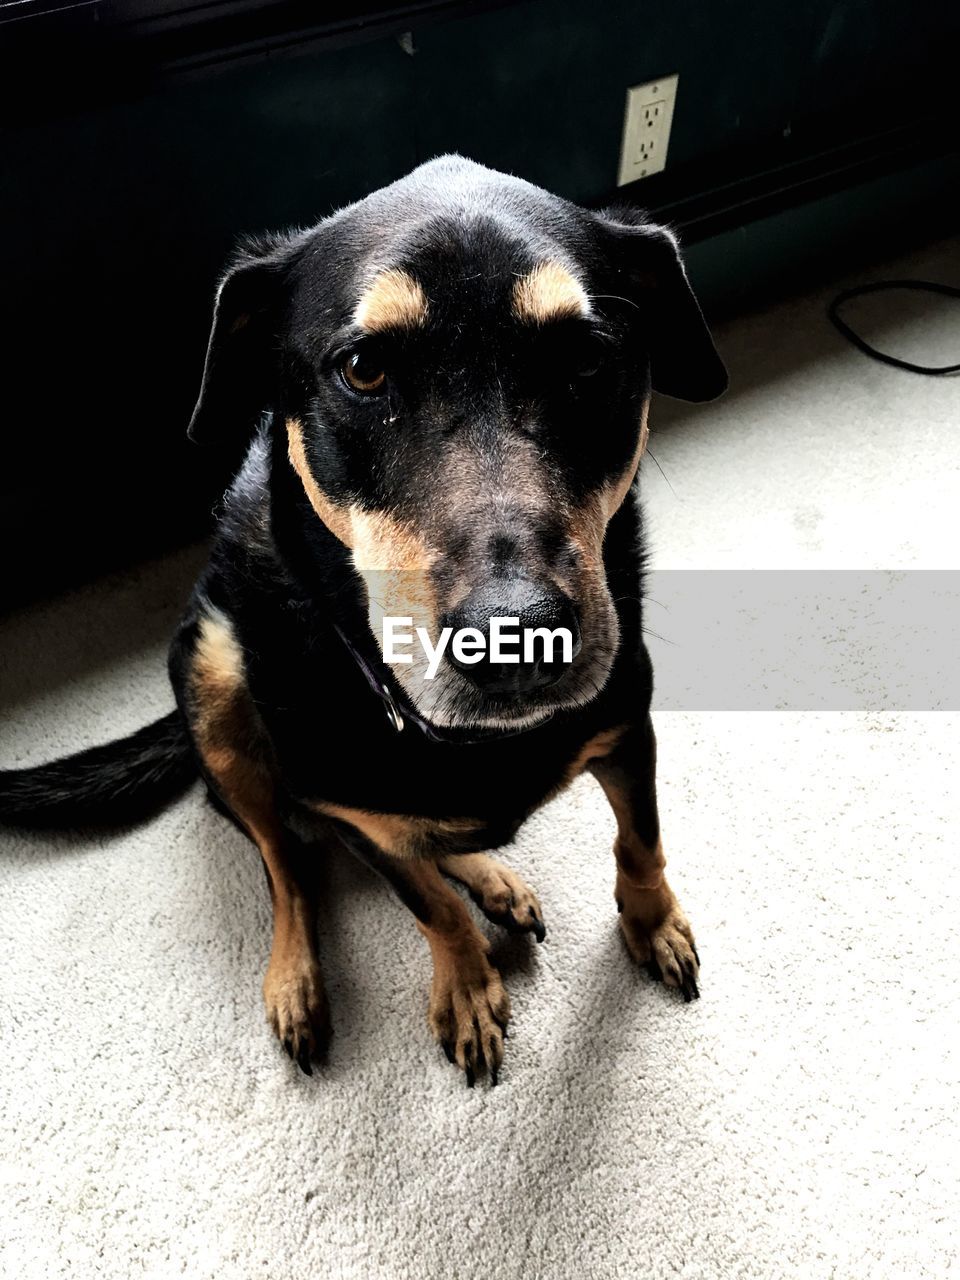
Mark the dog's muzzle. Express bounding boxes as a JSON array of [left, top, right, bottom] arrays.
[[440, 577, 582, 696]]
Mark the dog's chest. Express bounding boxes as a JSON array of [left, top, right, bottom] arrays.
[[241, 610, 615, 842], [280, 721, 569, 827], [265, 692, 592, 841]]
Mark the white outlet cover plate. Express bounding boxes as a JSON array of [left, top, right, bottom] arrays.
[[617, 73, 679, 187]]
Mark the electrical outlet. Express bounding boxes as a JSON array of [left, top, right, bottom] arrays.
[[617, 73, 679, 186]]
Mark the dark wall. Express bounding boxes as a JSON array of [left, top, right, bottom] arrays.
[[414, 0, 952, 200], [2, 0, 958, 603]]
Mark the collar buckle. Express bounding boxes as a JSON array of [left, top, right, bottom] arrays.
[[380, 683, 405, 733]]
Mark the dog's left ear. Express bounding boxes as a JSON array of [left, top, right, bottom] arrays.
[[188, 232, 302, 446], [595, 210, 727, 402]]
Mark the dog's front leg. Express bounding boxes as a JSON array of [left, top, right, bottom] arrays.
[[343, 839, 510, 1085], [436, 853, 546, 942], [202, 751, 332, 1073], [588, 717, 700, 1001], [413, 861, 511, 1085], [187, 613, 331, 1074]]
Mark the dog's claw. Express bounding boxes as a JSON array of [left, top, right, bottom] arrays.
[[528, 907, 547, 943], [264, 962, 331, 1074], [681, 956, 700, 1002], [640, 943, 699, 1002], [457, 859, 544, 942], [429, 962, 508, 1087], [618, 876, 700, 1012]]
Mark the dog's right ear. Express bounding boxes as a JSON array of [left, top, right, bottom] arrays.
[[188, 233, 301, 446], [593, 209, 727, 403]]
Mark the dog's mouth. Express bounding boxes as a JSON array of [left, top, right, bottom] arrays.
[[334, 616, 567, 741], [370, 600, 620, 736], [446, 645, 615, 731], [352, 551, 620, 736]]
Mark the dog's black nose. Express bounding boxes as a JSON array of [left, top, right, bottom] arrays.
[[441, 579, 581, 696]]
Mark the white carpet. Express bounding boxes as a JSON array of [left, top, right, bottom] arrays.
[[2, 237, 958, 1279]]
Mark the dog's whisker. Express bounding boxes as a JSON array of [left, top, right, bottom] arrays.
[[644, 446, 677, 497], [587, 292, 642, 312]]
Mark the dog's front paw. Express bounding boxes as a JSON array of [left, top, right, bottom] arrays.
[[263, 959, 332, 1075], [615, 871, 700, 1003], [428, 947, 511, 1086], [468, 861, 546, 942]]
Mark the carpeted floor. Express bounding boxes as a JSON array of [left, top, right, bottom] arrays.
[[2, 236, 958, 1279]]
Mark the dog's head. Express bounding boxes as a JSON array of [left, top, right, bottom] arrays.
[[189, 156, 725, 732]]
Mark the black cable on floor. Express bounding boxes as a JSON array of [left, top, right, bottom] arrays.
[[827, 280, 960, 375]]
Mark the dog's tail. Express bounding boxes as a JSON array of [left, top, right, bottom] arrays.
[[0, 711, 198, 829]]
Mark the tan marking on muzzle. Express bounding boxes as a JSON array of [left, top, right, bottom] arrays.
[[350, 510, 433, 574], [286, 417, 355, 546], [286, 417, 439, 637], [354, 509, 439, 649], [600, 399, 650, 521], [513, 261, 590, 325], [566, 400, 651, 570], [355, 268, 429, 333]]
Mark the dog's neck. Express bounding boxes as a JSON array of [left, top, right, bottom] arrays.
[[329, 621, 538, 746]]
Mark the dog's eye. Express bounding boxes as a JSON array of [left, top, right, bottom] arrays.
[[341, 352, 387, 395], [574, 336, 608, 379]]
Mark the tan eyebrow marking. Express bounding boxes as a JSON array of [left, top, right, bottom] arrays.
[[512, 261, 590, 325], [354, 268, 429, 333]]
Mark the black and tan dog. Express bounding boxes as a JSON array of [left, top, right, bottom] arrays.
[[0, 156, 726, 1085]]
